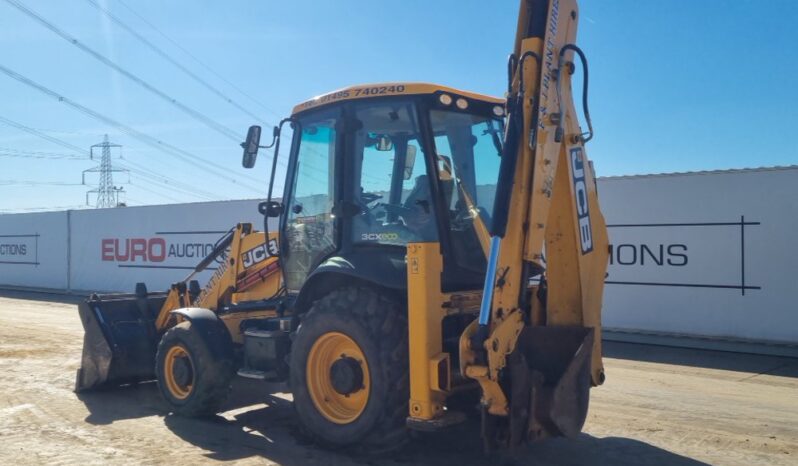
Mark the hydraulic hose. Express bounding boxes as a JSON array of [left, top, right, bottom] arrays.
[[557, 44, 593, 143]]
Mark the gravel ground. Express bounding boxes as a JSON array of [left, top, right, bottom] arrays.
[[0, 290, 796, 465]]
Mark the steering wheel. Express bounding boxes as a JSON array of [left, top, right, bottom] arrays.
[[450, 207, 475, 230], [380, 203, 414, 217], [360, 192, 383, 205]]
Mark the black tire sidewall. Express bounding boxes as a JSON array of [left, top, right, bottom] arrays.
[[290, 297, 395, 446], [155, 321, 232, 415]]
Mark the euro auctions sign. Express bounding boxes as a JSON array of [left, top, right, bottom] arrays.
[[68, 200, 265, 292], [0, 235, 36, 264], [597, 167, 797, 344], [100, 236, 218, 263]]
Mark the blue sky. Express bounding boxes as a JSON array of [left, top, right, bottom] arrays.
[[0, 0, 796, 212]]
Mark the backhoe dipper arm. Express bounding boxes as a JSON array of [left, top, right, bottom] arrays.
[[462, 0, 609, 434]]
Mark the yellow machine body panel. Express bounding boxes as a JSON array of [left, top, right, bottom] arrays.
[[154, 223, 283, 337]]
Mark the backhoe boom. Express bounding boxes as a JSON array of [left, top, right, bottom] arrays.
[[461, 0, 609, 447]]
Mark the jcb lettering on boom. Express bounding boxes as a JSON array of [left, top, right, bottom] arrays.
[[570, 147, 593, 254]]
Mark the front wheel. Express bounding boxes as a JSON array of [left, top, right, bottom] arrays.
[[155, 321, 234, 416], [289, 287, 408, 452]]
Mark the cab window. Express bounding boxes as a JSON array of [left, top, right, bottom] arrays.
[[430, 109, 503, 274]]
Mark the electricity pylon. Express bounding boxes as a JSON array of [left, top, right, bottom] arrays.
[[82, 135, 128, 208]]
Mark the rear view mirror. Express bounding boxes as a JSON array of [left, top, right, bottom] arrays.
[[376, 134, 393, 151], [437, 154, 453, 181], [241, 125, 262, 168], [403, 145, 417, 180]]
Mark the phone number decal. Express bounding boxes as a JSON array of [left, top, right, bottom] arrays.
[[352, 85, 406, 96], [297, 85, 407, 111]]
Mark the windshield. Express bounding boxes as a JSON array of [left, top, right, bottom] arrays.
[[350, 100, 437, 247]]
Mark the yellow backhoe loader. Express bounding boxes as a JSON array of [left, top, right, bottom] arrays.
[[76, 0, 608, 451]]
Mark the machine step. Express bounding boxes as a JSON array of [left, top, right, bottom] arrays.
[[237, 368, 278, 380], [406, 410, 467, 432]]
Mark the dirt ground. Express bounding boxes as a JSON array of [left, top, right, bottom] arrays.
[[0, 290, 796, 466]]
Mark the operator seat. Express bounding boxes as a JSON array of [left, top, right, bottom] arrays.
[[403, 174, 432, 213]]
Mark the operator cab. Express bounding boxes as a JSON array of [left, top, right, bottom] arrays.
[[243, 83, 505, 294]]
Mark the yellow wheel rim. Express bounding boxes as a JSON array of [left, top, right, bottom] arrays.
[[306, 332, 371, 424], [163, 345, 194, 400]]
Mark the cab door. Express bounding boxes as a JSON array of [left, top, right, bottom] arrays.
[[282, 111, 340, 292]]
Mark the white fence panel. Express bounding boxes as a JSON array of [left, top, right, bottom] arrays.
[[598, 167, 798, 344], [1, 167, 796, 348], [0, 211, 68, 289]]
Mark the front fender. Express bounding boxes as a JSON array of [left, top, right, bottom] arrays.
[[170, 307, 234, 360], [295, 249, 407, 313]]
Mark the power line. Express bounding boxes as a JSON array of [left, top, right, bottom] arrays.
[[115, 0, 284, 123], [84, 0, 269, 126], [0, 179, 83, 186], [126, 178, 183, 203], [0, 204, 86, 212], [0, 147, 85, 158], [0, 151, 85, 160], [0, 115, 89, 154], [0, 121, 231, 207], [118, 162, 220, 201], [121, 164, 216, 200], [0, 63, 264, 192], [117, 159, 220, 197], [0, 115, 227, 200], [4, 0, 243, 143]]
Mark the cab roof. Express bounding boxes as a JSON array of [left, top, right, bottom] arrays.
[[291, 82, 504, 116]]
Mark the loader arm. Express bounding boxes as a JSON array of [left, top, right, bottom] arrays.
[[76, 222, 283, 391], [461, 0, 609, 446], [153, 223, 282, 331]]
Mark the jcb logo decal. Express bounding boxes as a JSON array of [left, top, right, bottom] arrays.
[[241, 239, 279, 268], [570, 147, 593, 254]]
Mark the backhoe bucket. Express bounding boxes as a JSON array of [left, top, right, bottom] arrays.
[[75, 289, 167, 392], [506, 326, 595, 445]]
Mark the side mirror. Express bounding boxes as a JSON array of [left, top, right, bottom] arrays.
[[258, 200, 284, 218], [403, 145, 417, 180], [241, 125, 262, 168]]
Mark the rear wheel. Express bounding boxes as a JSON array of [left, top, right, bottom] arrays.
[[289, 287, 408, 451], [156, 321, 234, 416]]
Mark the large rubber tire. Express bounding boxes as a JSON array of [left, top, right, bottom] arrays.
[[155, 321, 234, 416], [289, 287, 409, 452]]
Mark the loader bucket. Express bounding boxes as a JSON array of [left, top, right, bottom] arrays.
[[506, 326, 595, 445], [75, 289, 167, 392]]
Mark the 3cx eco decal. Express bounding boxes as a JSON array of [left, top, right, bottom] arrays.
[[361, 232, 400, 242]]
